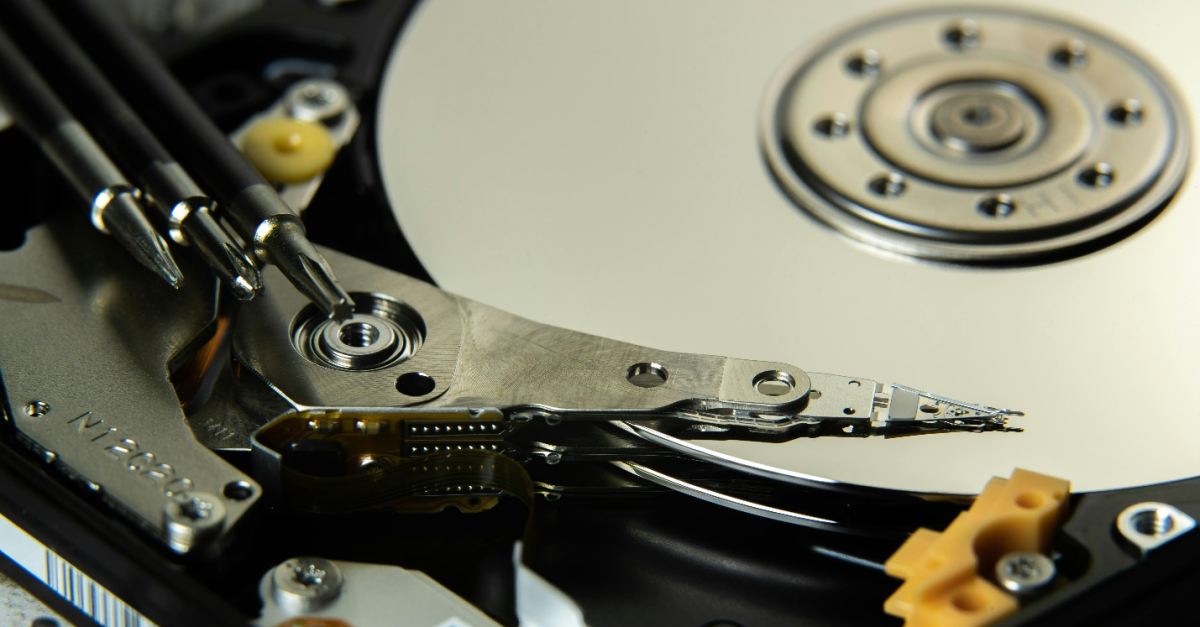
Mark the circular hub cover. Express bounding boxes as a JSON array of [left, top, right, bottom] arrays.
[[761, 7, 1189, 262]]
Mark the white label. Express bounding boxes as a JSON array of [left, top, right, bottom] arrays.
[[0, 511, 157, 627], [433, 618, 475, 627]]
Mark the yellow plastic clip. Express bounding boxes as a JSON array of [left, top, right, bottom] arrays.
[[884, 468, 1070, 627]]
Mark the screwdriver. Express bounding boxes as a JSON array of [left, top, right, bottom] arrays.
[[0, 0, 263, 300], [44, 0, 354, 320], [0, 25, 183, 289]]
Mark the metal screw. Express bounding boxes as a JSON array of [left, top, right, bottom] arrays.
[[995, 551, 1056, 594], [23, 401, 49, 417], [1078, 163, 1115, 188], [273, 557, 344, 612], [813, 113, 851, 138], [868, 173, 906, 197], [163, 492, 226, 554], [944, 19, 981, 50], [978, 193, 1017, 218], [846, 49, 882, 76], [1051, 39, 1088, 68], [1109, 99, 1144, 126], [1117, 502, 1197, 555], [287, 79, 350, 122]]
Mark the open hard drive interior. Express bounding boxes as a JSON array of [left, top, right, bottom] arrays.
[[0, 1, 1198, 626]]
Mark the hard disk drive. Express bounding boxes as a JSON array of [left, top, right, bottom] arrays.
[[0, 0, 1198, 626]]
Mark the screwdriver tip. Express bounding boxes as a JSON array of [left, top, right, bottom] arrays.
[[297, 252, 355, 321], [141, 231, 186, 289], [329, 297, 354, 322], [264, 219, 355, 320], [103, 191, 186, 289], [220, 240, 264, 301], [176, 208, 264, 300]]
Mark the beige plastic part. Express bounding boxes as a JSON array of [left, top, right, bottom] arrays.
[[241, 117, 336, 184], [884, 469, 1071, 627]]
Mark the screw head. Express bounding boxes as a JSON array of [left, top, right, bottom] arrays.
[[814, 113, 851, 138], [868, 173, 907, 197], [1052, 39, 1088, 68], [847, 49, 882, 76], [163, 492, 226, 554], [995, 551, 1056, 594], [945, 19, 981, 50], [1078, 163, 1115, 188], [1109, 99, 1144, 126], [978, 193, 1017, 218], [273, 557, 344, 611], [287, 79, 350, 122]]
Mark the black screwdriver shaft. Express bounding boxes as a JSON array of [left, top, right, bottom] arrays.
[[0, 23, 183, 288], [0, 0, 263, 300], [45, 0, 354, 320]]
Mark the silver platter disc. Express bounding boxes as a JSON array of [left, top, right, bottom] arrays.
[[377, 0, 1200, 494], [761, 5, 1188, 262]]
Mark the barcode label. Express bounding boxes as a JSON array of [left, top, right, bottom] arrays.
[[44, 551, 148, 627], [0, 511, 157, 627]]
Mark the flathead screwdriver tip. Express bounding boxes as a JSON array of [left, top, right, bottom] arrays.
[[103, 191, 185, 289]]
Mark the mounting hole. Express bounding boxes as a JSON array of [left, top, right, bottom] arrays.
[[843, 407, 856, 415], [396, 372, 437, 396], [951, 591, 986, 613], [23, 401, 49, 418], [753, 370, 796, 396], [1015, 492, 1044, 509], [338, 322, 380, 348], [626, 362, 669, 388], [1130, 508, 1176, 537], [919, 404, 940, 414], [223, 481, 255, 501]]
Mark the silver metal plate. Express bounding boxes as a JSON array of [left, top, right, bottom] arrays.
[[0, 219, 259, 552], [378, 0, 1200, 494]]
